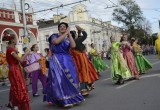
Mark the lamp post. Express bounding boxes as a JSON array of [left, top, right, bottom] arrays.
[[21, 0, 28, 37]]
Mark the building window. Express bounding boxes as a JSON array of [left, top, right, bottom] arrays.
[[7, 12, 10, 18], [30, 17, 32, 22], [26, 16, 29, 21], [19, 15, 22, 20], [3, 12, 5, 18], [11, 13, 14, 19], [45, 35, 49, 42]]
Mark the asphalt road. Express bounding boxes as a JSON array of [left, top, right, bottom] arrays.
[[0, 55, 160, 110]]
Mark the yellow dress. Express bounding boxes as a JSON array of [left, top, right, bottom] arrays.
[[90, 48, 96, 55], [155, 33, 160, 58]]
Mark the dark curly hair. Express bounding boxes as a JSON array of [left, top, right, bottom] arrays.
[[58, 22, 68, 31]]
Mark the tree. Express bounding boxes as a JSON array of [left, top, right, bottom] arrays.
[[112, 0, 143, 38]]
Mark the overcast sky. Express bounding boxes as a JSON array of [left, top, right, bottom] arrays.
[[0, 0, 160, 33]]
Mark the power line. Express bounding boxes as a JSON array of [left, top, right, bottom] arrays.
[[108, 0, 117, 6], [55, 0, 63, 5], [104, 0, 118, 9], [141, 8, 160, 10], [35, 10, 53, 21], [33, 0, 89, 13]]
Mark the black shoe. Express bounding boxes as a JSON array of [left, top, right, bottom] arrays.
[[119, 79, 124, 85], [1, 83, 6, 86], [33, 94, 40, 97], [5, 103, 15, 110], [115, 80, 120, 85]]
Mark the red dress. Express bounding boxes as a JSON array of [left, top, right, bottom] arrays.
[[6, 47, 30, 107]]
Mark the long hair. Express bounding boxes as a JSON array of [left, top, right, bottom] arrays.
[[91, 43, 94, 48], [120, 36, 124, 42], [30, 44, 37, 51], [23, 47, 28, 52], [131, 38, 136, 46]]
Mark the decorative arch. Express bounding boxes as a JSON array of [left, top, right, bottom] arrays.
[[28, 30, 37, 44], [1, 28, 19, 43], [0, 28, 19, 53]]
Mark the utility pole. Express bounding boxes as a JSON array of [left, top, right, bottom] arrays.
[[21, 0, 28, 37]]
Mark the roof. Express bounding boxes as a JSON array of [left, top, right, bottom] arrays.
[[37, 20, 59, 28]]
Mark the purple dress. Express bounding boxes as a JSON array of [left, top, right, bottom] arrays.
[[27, 52, 46, 95], [43, 34, 84, 106]]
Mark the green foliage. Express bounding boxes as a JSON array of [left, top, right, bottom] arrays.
[[112, 0, 152, 45], [113, 0, 143, 27]]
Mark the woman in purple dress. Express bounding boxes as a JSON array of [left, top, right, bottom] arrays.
[[43, 22, 84, 107], [27, 44, 47, 97]]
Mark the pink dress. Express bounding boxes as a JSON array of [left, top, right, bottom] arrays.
[[122, 43, 139, 77]]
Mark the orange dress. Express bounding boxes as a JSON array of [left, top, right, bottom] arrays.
[[6, 46, 30, 109], [70, 49, 99, 84]]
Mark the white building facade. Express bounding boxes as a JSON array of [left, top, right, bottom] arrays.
[[38, 4, 121, 55]]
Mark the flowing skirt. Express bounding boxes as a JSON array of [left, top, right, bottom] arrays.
[[8, 64, 30, 106], [92, 56, 108, 73], [70, 49, 98, 91], [111, 51, 131, 82], [43, 55, 84, 106], [123, 51, 139, 77], [135, 53, 152, 73], [70, 49, 98, 83]]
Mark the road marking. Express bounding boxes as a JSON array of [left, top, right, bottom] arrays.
[[0, 88, 10, 93], [102, 60, 160, 83], [102, 78, 111, 81], [116, 73, 160, 89], [0, 82, 43, 93], [28, 88, 42, 93], [148, 59, 159, 60], [0, 87, 43, 93], [141, 74, 160, 79], [152, 61, 160, 65], [102, 61, 160, 81], [116, 80, 136, 89]]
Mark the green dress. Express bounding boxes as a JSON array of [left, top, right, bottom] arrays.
[[90, 48, 108, 72], [110, 42, 131, 82], [133, 43, 152, 74]]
